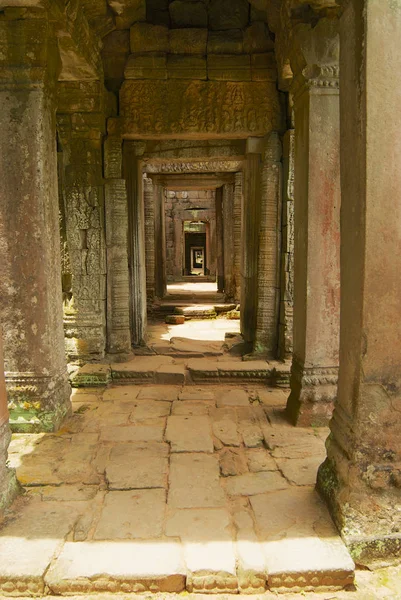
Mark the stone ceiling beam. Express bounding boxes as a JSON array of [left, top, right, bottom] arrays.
[[149, 173, 235, 190]]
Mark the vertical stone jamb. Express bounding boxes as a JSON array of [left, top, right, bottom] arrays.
[[215, 187, 225, 293], [144, 175, 156, 302], [104, 131, 131, 353], [0, 328, 20, 514], [124, 143, 147, 346], [241, 138, 263, 346], [223, 183, 235, 301], [255, 132, 282, 356], [278, 129, 295, 360], [154, 181, 167, 298], [286, 19, 341, 426], [0, 10, 71, 431], [233, 172, 243, 304], [317, 0, 401, 564]]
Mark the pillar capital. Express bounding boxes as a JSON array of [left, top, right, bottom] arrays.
[[290, 18, 340, 103]]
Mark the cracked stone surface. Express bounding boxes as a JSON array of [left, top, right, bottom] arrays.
[[2, 383, 355, 595]]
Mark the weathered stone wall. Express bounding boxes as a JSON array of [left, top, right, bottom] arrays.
[[164, 190, 216, 280], [278, 129, 294, 359]]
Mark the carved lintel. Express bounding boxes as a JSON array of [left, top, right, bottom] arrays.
[[143, 160, 243, 174]]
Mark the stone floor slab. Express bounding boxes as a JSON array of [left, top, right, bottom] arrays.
[[211, 408, 241, 447], [165, 415, 213, 452], [165, 508, 237, 593], [137, 386, 181, 401], [45, 540, 186, 593], [224, 471, 289, 496], [105, 443, 169, 489], [246, 448, 277, 473], [129, 399, 171, 420], [178, 388, 216, 401], [0, 499, 82, 596], [102, 386, 139, 402], [94, 489, 166, 540], [275, 455, 323, 486], [168, 453, 225, 508], [217, 389, 250, 407], [171, 400, 214, 415], [250, 488, 355, 592]]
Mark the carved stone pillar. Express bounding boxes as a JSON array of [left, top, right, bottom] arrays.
[[143, 176, 155, 301], [255, 132, 282, 357], [104, 132, 131, 354], [241, 138, 263, 345], [223, 183, 235, 301], [232, 172, 243, 304], [278, 130, 295, 360], [0, 328, 19, 514], [57, 98, 107, 362], [124, 143, 147, 347], [153, 182, 167, 299], [0, 11, 71, 431], [317, 0, 401, 564], [286, 19, 341, 426]]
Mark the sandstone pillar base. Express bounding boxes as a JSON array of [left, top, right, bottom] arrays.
[[286, 359, 338, 426], [0, 422, 20, 512]]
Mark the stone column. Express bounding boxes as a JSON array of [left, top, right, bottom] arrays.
[[173, 217, 183, 280], [124, 143, 147, 346], [286, 19, 341, 426], [104, 133, 131, 354], [154, 182, 167, 298], [233, 172, 243, 304], [209, 213, 217, 279], [241, 138, 263, 345], [0, 12, 71, 431], [57, 97, 108, 363], [223, 183, 235, 301], [255, 132, 282, 357], [144, 176, 156, 301], [0, 328, 19, 514], [278, 130, 295, 360], [317, 0, 401, 565], [215, 187, 225, 293]]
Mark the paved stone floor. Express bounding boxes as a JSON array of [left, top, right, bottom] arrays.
[[0, 384, 357, 596]]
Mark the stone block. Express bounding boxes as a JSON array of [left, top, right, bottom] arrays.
[[211, 408, 241, 446], [111, 356, 175, 383], [275, 455, 324, 486], [137, 386, 180, 401], [251, 52, 277, 81], [218, 360, 270, 383], [168, 453, 225, 508], [129, 399, 171, 419], [178, 388, 215, 401], [243, 22, 274, 53], [70, 364, 111, 388], [130, 22, 169, 53], [45, 541, 186, 594], [100, 420, 165, 442], [125, 53, 167, 79], [207, 29, 243, 54], [102, 385, 139, 402], [187, 359, 219, 382], [167, 54, 207, 80], [208, 54, 251, 81], [217, 389, 249, 407], [169, 1, 208, 28], [172, 400, 214, 415], [94, 489, 166, 539], [165, 507, 237, 592], [155, 364, 186, 384], [165, 314, 185, 324], [247, 448, 277, 472], [233, 507, 267, 593], [165, 415, 213, 452], [209, 0, 249, 30], [219, 447, 247, 477], [169, 28, 208, 54], [250, 488, 355, 592]]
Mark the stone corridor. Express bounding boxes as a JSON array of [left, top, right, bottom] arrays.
[[1, 384, 354, 595]]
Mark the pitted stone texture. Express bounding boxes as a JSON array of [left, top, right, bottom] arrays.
[[233, 505, 267, 593], [171, 400, 214, 415], [94, 489, 166, 540], [276, 456, 324, 486], [211, 408, 241, 446], [224, 471, 289, 496], [208, 0, 249, 30], [168, 453, 225, 508], [169, 0, 208, 28], [219, 448, 247, 477], [246, 448, 277, 473], [130, 22, 169, 53], [137, 386, 180, 401], [166, 415, 213, 452], [169, 28, 208, 54], [102, 386, 139, 402], [0, 500, 81, 595], [166, 508, 237, 592], [178, 388, 215, 401], [129, 399, 171, 420], [100, 419, 165, 443], [45, 541, 186, 594], [251, 488, 355, 592], [217, 389, 250, 407], [105, 442, 169, 490]]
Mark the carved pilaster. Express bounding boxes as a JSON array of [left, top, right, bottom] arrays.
[[286, 17, 341, 426]]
